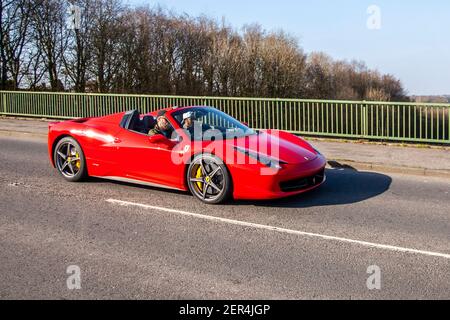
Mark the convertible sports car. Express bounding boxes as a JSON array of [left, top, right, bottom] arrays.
[[48, 106, 326, 204]]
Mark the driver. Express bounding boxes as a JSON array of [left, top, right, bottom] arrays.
[[182, 111, 195, 130], [149, 110, 171, 138]]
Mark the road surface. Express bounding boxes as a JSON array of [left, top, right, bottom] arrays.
[[0, 136, 449, 299]]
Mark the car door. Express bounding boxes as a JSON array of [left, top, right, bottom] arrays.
[[114, 128, 186, 189]]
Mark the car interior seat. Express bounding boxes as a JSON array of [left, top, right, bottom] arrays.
[[124, 110, 157, 134], [141, 115, 156, 134]]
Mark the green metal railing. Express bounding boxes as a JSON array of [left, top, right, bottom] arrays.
[[1, 90, 450, 144]]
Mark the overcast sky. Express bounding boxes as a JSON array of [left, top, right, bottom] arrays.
[[126, 0, 450, 96]]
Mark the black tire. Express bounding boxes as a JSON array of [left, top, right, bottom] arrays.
[[54, 137, 87, 182], [187, 153, 232, 204]]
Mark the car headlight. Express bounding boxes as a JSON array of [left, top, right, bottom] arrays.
[[235, 147, 286, 169]]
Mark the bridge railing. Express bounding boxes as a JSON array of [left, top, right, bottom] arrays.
[[1, 90, 449, 144]]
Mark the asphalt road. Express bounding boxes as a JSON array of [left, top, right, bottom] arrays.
[[0, 136, 449, 299]]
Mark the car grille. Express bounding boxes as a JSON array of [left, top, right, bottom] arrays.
[[279, 169, 325, 192]]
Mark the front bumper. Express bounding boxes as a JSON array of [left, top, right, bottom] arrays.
[[231, 154, 327, 200]]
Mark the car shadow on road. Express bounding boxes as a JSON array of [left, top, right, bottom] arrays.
[[235, 163, 392, 208]]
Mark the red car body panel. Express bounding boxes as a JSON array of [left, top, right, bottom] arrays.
[[48, 107, 327, 200]]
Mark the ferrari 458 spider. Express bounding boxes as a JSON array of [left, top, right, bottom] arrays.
[[48, 106, 326, 204]]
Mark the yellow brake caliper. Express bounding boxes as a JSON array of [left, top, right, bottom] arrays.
[[75, 152, 81, 169], [196, 166, 203, 191]]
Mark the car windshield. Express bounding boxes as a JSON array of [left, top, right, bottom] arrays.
[[172, 107, 256, 141]]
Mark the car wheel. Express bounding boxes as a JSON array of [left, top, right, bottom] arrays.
[[54, 137, 87, 182], [187, 154, 232, 204]]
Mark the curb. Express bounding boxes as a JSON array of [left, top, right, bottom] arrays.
[[1, 129, 449, 179], [328, 159, 450, 179]]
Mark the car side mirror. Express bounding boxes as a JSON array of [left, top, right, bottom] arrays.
[[148, 134, 167, 144]]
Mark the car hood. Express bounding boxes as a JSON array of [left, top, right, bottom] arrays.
[[227, 130, 318, 164]]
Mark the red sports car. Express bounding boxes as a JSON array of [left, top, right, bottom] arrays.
[[48, 106, 326, 204]]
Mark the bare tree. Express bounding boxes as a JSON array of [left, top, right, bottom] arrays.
[[1, 0, 34, 89], [22, 43, 46, 89], [62, 0, 95, 92], [0, 0, 11, 89], [304, 52, 334, 99], [88, 0, 123, 93], [259, 31, 306, 98], [31, 0, 68, 91], [1, 0, 31, 89]]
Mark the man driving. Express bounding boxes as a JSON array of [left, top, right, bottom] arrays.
[[182, 111, 195, 130], [149, 110, 172, 138]]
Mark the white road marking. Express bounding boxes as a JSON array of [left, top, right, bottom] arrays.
[[106, 199, 450, 260]]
